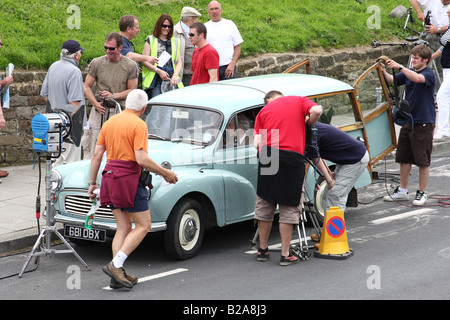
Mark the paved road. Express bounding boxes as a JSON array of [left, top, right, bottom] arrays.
[[1, 150, 450, 306]]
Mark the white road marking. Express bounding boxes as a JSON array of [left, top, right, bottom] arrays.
[[370, 208, 435, 225], [103, 268, 188, 290]]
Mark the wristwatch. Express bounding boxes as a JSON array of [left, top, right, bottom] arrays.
[[88, 181, 97, 186], [398, 64, 404, 71]]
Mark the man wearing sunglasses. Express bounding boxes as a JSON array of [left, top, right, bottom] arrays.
[[189, 22, 219, 85], [81, 32, 139, 159]]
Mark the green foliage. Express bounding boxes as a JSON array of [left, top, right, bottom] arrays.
[[0, 0, 410, 69]]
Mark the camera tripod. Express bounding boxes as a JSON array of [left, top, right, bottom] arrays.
[[250, 161, 323, 261], [18, 152, 90, 278], [403, 5, 420, 42]]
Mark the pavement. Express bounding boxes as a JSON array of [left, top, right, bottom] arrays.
[[1, 136, 450, 256]]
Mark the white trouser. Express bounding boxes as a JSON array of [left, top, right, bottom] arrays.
[[436, 68, 450, 137]]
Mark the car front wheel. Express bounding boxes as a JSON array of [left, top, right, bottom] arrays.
[[164, 198, 205, 260]]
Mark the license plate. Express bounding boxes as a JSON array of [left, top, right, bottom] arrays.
[[64, 224, 106, 242]]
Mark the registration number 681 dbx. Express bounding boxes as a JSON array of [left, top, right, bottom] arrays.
[[64, 225, 106, 242]]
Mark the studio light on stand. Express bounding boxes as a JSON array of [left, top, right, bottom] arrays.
[[19, 108, 90, 278]]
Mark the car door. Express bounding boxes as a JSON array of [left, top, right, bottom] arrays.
[[352, 62, 397, 171], [213, 107, 261, 224]]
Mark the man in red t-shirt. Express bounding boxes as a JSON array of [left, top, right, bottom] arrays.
[[189, 22, 219, 85], [253, 90, 322, 266]]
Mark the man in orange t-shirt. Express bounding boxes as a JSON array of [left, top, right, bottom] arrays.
[[88, 89, 178, 289]]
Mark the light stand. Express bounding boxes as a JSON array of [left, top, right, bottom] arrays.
[[19, 115, 90, 278]]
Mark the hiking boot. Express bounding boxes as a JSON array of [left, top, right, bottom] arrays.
[[102, 261, 133, 289], [383, 187, 409, 202], [109, 273, 138, 289], [256, 247, 269, 262], [412, 190, 427, 206], [280, 251, 299, 266]]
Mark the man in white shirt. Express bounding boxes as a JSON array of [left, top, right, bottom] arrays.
[[411, 0, 449, 34], [411, 0, 450, 90], [205, 1, 243, 80]]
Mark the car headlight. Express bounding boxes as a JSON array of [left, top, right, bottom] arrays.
[[50, 170, 62, 192]]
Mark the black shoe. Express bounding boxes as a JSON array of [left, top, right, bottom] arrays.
[[256, 247, 269, 262], [280, 251, 299, 266]]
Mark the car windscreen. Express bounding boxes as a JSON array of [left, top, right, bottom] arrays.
[[145, 105, 222, 146]]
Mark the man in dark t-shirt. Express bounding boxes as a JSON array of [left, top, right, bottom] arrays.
[[380, 44, 436, 206], [305, 122, 368, 213]]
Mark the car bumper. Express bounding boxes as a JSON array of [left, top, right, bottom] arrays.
[[54, 214, 167, 233]]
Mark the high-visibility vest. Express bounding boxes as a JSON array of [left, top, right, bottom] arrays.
[[142, 35, 184, 90]]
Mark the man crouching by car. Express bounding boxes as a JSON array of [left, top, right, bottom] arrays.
[[88, 89, 178, 289]]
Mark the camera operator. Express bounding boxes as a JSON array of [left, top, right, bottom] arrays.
[[40, 40, 86, 166], [431, 7, 450, 140], [411, 0, 450, 38], [411, 0, 450, 87], [304, 122, 368, 214], [253, 91, 322, 266]]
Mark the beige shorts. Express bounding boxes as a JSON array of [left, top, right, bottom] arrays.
[[254, 196, 300, 225]]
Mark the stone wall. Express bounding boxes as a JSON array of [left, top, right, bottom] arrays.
[[0, 45, 410, 166]]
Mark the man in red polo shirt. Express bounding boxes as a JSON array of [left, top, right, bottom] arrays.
[[189, 22, 219, 85], [254, 90, 322, 266]]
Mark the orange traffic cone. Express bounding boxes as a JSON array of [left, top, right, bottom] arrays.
[[314, 206, 353, 260]]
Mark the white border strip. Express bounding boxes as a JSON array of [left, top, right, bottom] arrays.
[[103, 268, 188, 290], [370, 208, 434, 225]]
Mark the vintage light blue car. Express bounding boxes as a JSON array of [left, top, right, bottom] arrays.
[[50, 61, 396, 260]]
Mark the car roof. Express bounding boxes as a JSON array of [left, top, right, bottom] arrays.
[[148, 73, 354, 113]]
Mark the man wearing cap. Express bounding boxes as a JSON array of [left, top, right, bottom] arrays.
[[40, 39, 86, 166], [174, 7, 202, 86]]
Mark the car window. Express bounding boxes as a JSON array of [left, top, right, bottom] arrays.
[[355, 67, 389, 117], [311, 92, 356, 127], [221, 107, 261, 149], [145, 105, 222, 145]]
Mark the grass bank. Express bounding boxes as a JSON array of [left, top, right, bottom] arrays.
[[0, 0, 412, 70]]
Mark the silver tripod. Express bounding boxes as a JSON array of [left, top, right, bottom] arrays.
[[250, 183, 322, 261], [19, 154, 90, 278]]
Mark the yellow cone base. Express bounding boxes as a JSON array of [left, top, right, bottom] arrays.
[[314, 206, 353, 260]]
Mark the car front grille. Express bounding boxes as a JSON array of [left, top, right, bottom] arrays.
[[64, 194, 114, 220]]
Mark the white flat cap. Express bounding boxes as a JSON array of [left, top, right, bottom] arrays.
[[181, 7, 201, 17]]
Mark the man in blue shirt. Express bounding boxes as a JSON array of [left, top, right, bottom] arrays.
[[119, 15, 158, 71], [305, 122, 369, 213], [380, 44, 436, 206]]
